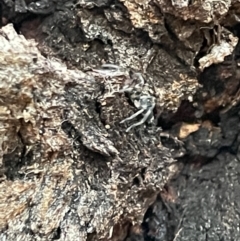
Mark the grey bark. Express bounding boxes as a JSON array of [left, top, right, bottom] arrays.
[[1, 1, 240, 241]]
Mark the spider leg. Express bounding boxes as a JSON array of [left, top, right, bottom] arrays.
[[125, 108, 153, 132], [92, 64, 127, 77], [92, 69, 125, 77], [120, 108, 145, 124], [118, 86, 134, 93]]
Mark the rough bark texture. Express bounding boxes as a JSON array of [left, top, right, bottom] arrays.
[[1, 0, 240, 241]]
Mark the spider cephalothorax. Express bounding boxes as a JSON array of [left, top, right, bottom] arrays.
[[92, 64, 156, 132]]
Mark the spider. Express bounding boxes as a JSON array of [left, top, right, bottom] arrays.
[[93, 64, 156, 132], [120, 94, 155, 132], [117, 71, 156, 132]]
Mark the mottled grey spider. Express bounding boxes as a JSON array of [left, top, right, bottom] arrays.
[[121, 94, 155, 132], [117, 72, 156, 132], [92, 64, 156, 132]]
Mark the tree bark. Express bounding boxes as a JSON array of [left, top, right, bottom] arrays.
[[1, 1, 240, 241]]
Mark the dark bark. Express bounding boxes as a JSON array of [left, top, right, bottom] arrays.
[[1, 1, 240, 241]]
